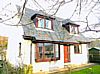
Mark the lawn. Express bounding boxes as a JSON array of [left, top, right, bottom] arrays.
[[51, 65, 100, 74], [70, 65, 100, 74]]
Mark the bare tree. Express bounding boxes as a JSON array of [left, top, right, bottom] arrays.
[[1, 0, 100, 33]]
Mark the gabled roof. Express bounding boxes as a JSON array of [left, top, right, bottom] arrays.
[[62, 19, 80, 27], [18, 6, 90, 44], [31, 14, 55, 20], [89, 47, 100, 51]]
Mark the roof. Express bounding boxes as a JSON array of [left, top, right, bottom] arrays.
[[19, 6, 90, 44], [31, 14, 55, 20], [89, 47, 100, 51], [64, 34, 89, 43], [62, 19, 80, 27]]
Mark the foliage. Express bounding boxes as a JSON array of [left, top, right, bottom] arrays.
[[3, 61, 33, 74], [5, 62, 24, 74]]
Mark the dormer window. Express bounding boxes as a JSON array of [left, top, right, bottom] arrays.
[[31, 14, 54, 30], [62, 22, 79, 34]]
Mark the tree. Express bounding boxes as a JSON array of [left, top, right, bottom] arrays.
[[1, 0, 100, 33]]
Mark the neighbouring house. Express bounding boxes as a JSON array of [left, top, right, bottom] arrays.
[[0, 5, 90, 73]]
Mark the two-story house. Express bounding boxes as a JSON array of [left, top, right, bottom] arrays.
[[0, 6, 90, 73]]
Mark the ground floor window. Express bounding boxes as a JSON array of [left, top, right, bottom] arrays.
[[74, 44, 82, 54], [35, 43, 60, 62]]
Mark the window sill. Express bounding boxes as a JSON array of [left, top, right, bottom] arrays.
[[69, 33, 79, 36], [74, 52, 82, 54], [35, 58, 60, 62]]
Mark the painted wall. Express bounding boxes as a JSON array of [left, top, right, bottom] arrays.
[[32, 45, 64, 73], [70, 44, 88, 64], [0, 24, 24, 66], [22, 42, 65, 73]]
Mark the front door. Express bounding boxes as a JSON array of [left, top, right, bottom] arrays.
[[64, 45, 70, 63]]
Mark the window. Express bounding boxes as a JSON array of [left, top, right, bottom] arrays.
[[46, 19, 52, 29], [74, 44, 82, 54], [35, 43, 60, 62], [38, 18, 44, 28], [63, 24, 79, 34], [34, 16, 53, 30], [70, 25, 79, 34], [19, 42, 22, 57]]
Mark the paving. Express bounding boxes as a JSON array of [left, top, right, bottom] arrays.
[[33, 63, 96, 74], [49, 63, 96, 74]]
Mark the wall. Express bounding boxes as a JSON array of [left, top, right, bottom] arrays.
[[0, 24, 24, 66], [16, 39, 65, 73], [32, 44, 64, 73], [70, 44, 88, 64]]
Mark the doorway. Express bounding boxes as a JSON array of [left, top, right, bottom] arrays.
[[64, 45, 70, 63]]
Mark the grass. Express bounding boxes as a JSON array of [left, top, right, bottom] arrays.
[[70, 65, 100, 74], [50, 65, 100, 74]]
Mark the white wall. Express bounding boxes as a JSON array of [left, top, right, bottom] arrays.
[[0, 24, 24, 66], [70, 44, 88, 64], [15, 40, 65, 73], [32, 44, 64, 73], [0, 1, 24, 66]]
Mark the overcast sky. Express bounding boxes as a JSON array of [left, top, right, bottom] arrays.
[[1, 0, 100, 38]]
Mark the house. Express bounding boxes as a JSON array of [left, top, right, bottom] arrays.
[[0, 5, 90, 73]]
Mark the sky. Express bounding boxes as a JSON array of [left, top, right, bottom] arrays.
[[1, 0, 100, 38]]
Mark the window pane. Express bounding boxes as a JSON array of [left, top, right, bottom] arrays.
[[74, 45, 82, 54], [74, 45, 78, 53], [44, 43, 54, 58], [38, 43, 43, 59], [35, 43, 60, 62], [38, 18, 44, 28], [46, 20, 51, 29], [70, 25, 78, 34], [70, 26, 75, 34], [55, 44, 59, 58], [75, 27, 78, 34]]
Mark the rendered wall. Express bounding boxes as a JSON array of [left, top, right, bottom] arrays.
[[32, 45, 64, 73], [70, 44, 88, 64]]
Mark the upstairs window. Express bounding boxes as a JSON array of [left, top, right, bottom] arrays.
[[62, 23, 79, 34], [31, 14, 54, 30], [70, 25, 79, 34], [46, 19, 52, 29], [37, 17, 53, 30], [38, 18, 44, 28]]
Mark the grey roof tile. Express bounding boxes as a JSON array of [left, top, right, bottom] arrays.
[[20, 7, 89, 43]]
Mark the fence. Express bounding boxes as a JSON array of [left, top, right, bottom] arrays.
[[89, 54, 100, 63]]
